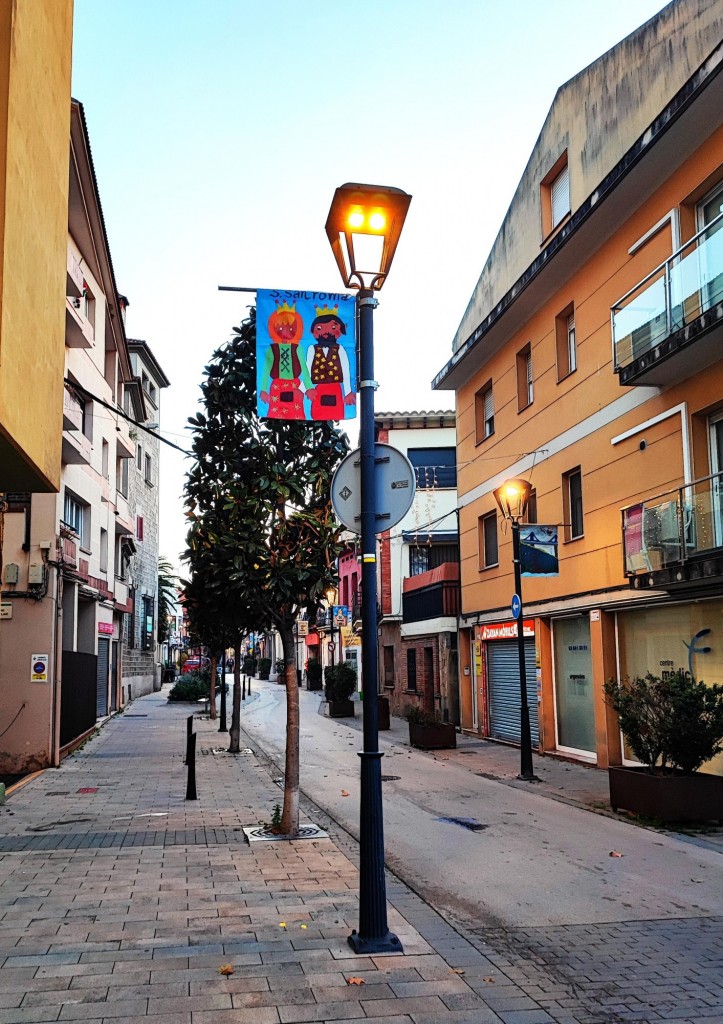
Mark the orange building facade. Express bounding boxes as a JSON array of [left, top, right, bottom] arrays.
[[434, 1, 723, 773]]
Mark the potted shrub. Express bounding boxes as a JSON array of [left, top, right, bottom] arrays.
[[306, 660, 323, 691], [404, 704, 456, 750], [242, 655, 257, 676], [604, 671, 723, 823], [324, 663, 357, 717], [257, 657, 271, 680]]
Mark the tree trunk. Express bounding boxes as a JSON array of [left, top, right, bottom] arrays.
[[209, 655, 217, 721], [228, 637, 242, 753], [279, 621, 300, 836]]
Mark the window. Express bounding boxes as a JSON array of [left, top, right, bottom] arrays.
[[144, 453, 153, 485], [99, 528, 108, 573], [63, 490, 88, 548], [80, 400, 93, 442], [116, 455, 129, 498], [136, 515, 144, 542], [479, 511, 498, 568], [101, 440, 109, 480], [564, 468, 584, 540], [556, 304, 576, 379], [525, 489, 538, 525], [406, 447, 457, 489], [550, 164, 570, 228], [541, 152, 570, 237], [136, 444, 143, 472], [409, 542, 459, 576], [406, 648, 417, 691], [475, 381, 494, 442], [516, 345, 533, 411], [383, 645, 395, 686]]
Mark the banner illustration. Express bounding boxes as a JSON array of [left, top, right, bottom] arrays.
[[256, 289, 357, 422]]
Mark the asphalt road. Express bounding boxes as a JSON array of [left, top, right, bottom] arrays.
[[237, 678, 722, 933]]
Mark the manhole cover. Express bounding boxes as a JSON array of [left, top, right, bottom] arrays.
[[381, 775, 400, 782], [437, 816, 489, 832], [243, 823, 328, 843]]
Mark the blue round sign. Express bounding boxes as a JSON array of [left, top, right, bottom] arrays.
[[511, 594, 522, 620]]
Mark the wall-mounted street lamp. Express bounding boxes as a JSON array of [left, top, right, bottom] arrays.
[[493, 478, 538, 782], [326, 182, 411, 955]]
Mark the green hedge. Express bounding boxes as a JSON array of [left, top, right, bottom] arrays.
[[168, 673, 210, 702]]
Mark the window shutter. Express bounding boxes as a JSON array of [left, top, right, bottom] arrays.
[[567, 313, 576, 371], [484, 387, 494, 421], [551, 164, 570, 227], [136, 516, 144, 541]]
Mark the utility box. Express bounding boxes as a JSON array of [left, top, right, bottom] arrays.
[[28, 563, 44, 585], [4, 563, 19, 584]]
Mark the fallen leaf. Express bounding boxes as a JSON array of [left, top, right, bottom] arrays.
[[609, 851, 624, 858], [450, 968, 465, 975], [279, 922, 287, 928], [341, 790, 350, 797], [483, 976, 495, 984], [300, 924, 308, 929], [347, 977, 365, 986], [218, 964, 234, 976]]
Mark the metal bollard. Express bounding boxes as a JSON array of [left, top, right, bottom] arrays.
[[219, 674, 228, 732], [186, 732, 197, 800], [184, 714, 193, 763], [242, 674, 246, 701]]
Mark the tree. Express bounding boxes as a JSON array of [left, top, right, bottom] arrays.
[[157, 557, 178, 646], [184, 308, 349, 833]]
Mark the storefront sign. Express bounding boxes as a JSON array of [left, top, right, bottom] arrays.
[[30, 654, 49, 682], [0, 603, 12, 620], [477, 620, 535, 641], [297, 620, 308, 636], [98, 622, 114, 635], [341, 626, 360, 647]]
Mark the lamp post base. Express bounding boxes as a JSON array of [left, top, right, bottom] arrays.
[[348, 929, 402, 954], [517, 772, 540, 782]]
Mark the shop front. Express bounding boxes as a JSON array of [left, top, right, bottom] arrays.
[[474, 620, 539, 747], [615, 598, 723, 773]]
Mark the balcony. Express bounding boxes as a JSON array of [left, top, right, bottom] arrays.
[[113, 492, 134, 536], [61, 426, 91, 466], [63, 388, 83, 431], [402, 562, 460, 624], [65, 296, 94, 349], [622, 470, 723, 592], [115, 412, 135, 459], [612, 212, 723, 386]]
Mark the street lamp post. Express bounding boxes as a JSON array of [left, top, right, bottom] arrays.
[[493, 478, 538, 782], [325, 586, 337, 673], [326, 182, 411, 954]]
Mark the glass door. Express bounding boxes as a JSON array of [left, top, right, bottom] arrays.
[[553, 617, 596, 756], [710, 411, 723, 548]]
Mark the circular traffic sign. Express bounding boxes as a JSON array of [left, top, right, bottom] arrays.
[[331, 443, 416, 534], [511, 594, 522, 619]]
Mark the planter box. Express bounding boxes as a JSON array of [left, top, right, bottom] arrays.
[[328, 699, 355, 718], [409, 722, 456, 750], [609, 765, 723, 823]]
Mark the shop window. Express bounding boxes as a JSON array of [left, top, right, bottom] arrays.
[[406, 648, 417, 691], [556, 304, 577, 379], [563, 468, 584, 540], [479, 511, 498, 568], [475, 380, 494, 442]]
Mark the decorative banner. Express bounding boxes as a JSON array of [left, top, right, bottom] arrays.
[[520, 525, 559, 576], [256, 289, 357, 422]]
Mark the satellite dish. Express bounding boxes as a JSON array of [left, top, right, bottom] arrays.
[[331, 443, 416, 534]]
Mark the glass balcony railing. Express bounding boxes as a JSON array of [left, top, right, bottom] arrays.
[[622, 470, 723, 575], [612, 211, 723, 371]]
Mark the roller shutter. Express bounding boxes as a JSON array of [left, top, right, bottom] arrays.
[[96, 637, 109, 717], [486, 639, 539, 747]]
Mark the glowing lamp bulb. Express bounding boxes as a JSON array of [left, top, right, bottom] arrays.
[[348, 211, 364, 228], [369, 212, 385, 230]]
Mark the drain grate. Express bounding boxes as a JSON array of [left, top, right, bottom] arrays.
[[436, 816, 489, 832], [123, 714, 148, 718]]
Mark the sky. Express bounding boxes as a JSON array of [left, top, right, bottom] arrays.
[[71, 0, 668, 572]]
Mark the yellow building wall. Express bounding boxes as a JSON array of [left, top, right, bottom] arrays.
[[457, 128, 723, 618], [0, 0, 73, 491]]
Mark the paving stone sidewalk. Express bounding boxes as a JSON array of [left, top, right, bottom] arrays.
[[0, 688, 720, 1024], [0, 688, 542, 1024]]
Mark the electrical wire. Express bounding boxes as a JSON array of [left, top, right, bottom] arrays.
[[65, 380, 192, 456]]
